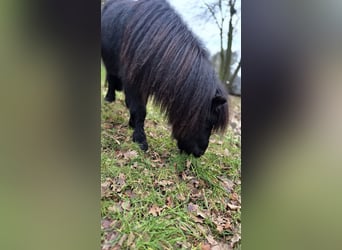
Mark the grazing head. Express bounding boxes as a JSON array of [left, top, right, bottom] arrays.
[[175, 85, 229, 157]]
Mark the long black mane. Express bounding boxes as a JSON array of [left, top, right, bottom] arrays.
[[111, 0, 229, 139]]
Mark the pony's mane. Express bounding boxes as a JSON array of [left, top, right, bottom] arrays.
[[120, 0, 228, 138]]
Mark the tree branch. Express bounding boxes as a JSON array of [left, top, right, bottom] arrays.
[[204, 2, 222, 29], [229, 58, 241, 84]]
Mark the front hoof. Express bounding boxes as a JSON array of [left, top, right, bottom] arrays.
[[139, 142, 148, 151], [133, 134, 148, 151], [105, 95, 115, 103]]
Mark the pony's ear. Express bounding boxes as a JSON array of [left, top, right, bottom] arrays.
[[212, 95, 227, 110]]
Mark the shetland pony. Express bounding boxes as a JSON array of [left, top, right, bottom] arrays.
[[101, 0, 229, 157]]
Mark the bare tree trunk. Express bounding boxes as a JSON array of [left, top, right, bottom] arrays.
[[221, 5, 234, 83], [213, 0, 240, 90]]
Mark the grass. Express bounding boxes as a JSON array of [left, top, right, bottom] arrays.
[[101, 67, 241, 249]]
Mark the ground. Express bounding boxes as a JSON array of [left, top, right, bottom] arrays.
[[101, 69, 241, 250]]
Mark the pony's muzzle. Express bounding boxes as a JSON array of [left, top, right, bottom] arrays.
[[192, 149, 205, 158]]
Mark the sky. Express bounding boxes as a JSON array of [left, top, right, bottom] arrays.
[[168, 0, 241, 57]]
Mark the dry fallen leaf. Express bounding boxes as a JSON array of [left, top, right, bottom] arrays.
[[211, 213, 232, 233], [110, 220, 119, 228], [126, 232, 135, 247], [196, 224, 208, 235], [124, 189, 135, 199], [201, 243, 211, 250], [108, 204, 122, 213], [190, 189, 203, 200], [121, 201, 131, 211], [190, 179, 200, 188], [206, 235, 218, 245], [148, 204, 163, 216], [224, 221, 231, 230], [109, 245, 120, 250], [181, 171, 190, 180], [230, 192, 239, 202], [196, 209, 208, 219], [103, 123, 113, 129], [166, 196, 173, 207], [157, 180, 174, 186], [103, 174, 126, 194], [189, 213, 204, 224], [117, 234, 128, 247], [101, 178, 114, 198], [219, 176, 234, 192], [212, 243, 231, 250], [176, 193, 186, 201], [101, 219, 112, 230], [227, 203, 241, 210], [187, 202, 199, 213], [123, 150, 138, 159], [117, 173, 126, 186], [216, 225, 224, 233], [230, 233, 241, 248]]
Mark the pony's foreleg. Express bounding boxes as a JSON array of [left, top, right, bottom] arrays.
[[125, 89, 148, 151], [131, 105, 148, 151], [105, 74, 122, 102]]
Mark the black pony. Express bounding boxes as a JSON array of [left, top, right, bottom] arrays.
[[101, 0, 229, 157]]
